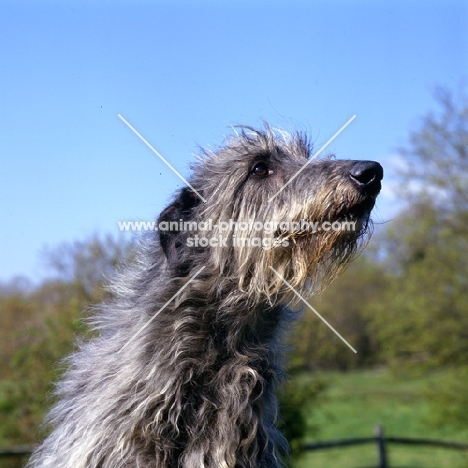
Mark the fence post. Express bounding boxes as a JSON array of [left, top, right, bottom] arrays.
[[375, 425, 388, 468]]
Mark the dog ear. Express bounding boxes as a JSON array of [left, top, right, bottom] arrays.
[[158, 187, 202, 264]]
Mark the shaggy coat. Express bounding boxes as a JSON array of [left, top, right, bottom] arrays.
[[27, 126, 382, 468]]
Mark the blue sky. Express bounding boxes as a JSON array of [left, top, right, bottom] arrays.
[[1, 0, 467, 282]]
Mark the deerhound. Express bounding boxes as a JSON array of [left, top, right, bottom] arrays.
[[27, 125, 383, 468]]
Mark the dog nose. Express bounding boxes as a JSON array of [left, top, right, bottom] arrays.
[[349, 161, 383, 196]]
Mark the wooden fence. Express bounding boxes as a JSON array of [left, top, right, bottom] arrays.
[[302, 425, 468, 468]]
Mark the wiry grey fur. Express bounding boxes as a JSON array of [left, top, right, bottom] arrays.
[[27, 125, 383, 468]]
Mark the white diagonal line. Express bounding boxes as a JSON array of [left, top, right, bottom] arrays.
[[118, 266, 206, 353], [269, 266, 357, 353], [268, 115, 356, 203], [118, 114, 207, 203]]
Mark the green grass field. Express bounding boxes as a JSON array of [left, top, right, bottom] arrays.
[[294, 369, 468, 468]]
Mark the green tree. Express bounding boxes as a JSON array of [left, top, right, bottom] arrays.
[[0, 234, 134, 446], [368, 85, 468, 369], [398, 85, 468, 217], [369, 201, 468, 367], [288, 255, 388, 370], [278, 374, 326, 466]]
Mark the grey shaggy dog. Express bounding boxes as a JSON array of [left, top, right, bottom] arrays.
[[28, 125, 383, 468]]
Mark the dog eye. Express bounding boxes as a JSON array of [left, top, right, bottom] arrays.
[[252, 163, 271, 177]]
